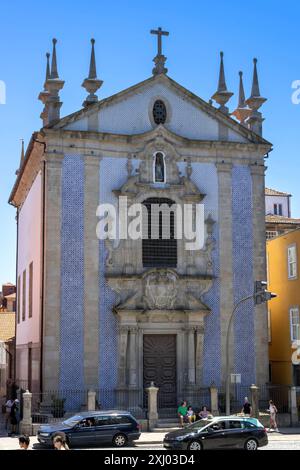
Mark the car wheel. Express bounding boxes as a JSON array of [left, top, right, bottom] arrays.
[[245, 438, 258, 451], [188, 440, 202, 451], [113, 433, 128, 447]]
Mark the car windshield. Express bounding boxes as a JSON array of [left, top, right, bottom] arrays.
[[185, 419, 213, 431], [62, 415, 83, 427]]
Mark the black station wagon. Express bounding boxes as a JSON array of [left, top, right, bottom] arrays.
[[37, 410, 141, 448]]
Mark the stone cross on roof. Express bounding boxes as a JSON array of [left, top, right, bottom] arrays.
[[150, 27, 169, 76]]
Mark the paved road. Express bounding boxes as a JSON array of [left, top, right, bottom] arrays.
[[1, 432, 300, 450]]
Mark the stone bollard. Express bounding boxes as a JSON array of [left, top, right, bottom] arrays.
[[87, 390, 96, 411], [145, 382, 159, 431], [250, 384, 259, 418], [210, 383, 219, 416], [20, 390, 32, 435], [290, 387, 298, 426]]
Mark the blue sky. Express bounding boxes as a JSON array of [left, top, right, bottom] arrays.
[[0, 0, 300, 285]]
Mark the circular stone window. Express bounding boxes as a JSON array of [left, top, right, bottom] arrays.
[[152, 100, 167, 125]]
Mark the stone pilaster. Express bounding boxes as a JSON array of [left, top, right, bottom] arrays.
[[83, 155, 100, 389], [187, 328, 196, 384], [195, 327, 204, 385], [117, 326, 129, 387], [216, 162, 234, 385], [128, 327, 138, 387], [43, 153, 63, 390], [250, 163, 269, 386]]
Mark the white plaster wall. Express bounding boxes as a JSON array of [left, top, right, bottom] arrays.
[[17, 172, 42, 346], [265, 195, 289, 216], [66, 82, 246, 143]]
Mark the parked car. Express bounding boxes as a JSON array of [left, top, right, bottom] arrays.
[[163, 416, 268, 450], [37, 410, 141, 448]]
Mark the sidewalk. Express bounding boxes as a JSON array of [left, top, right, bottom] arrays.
[[0, 429, 300, 450]]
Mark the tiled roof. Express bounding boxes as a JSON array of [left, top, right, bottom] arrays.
[[0, 313, 15, 341], [265, 187, 291, 196], [265, 215, 300, 224]]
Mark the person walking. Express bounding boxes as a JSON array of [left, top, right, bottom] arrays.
[[268, 400, 278, 432], [241, 397, 252, 416], [4, 398, 13, 431], [10, 399, 20, 435]]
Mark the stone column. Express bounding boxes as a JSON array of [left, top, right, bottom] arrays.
[[20, 390, 32, 435], [83, 155, 100, 389], [210, 383, 219, 416], [250, 384, 259, 418], [290, 387, 298, 426], [187, 328, 196, 385], [195, 326, 204, 385], [117, 326, 129, 387], [250, 164, 269, 386], [216, 162, 234, 385], [128, 327, 138, 387], [87, 390, 96, 411], [146, 383, 159, 431], [43, 153, 64, 390]]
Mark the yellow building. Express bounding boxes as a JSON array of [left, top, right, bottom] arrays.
[[267, 228, 300, 385]]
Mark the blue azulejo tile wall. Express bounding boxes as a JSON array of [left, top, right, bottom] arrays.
[[99, 157, 128, 402], [188, 162, 221, 386], [60, 155, 85, 406], [232, 165, 255, 386]]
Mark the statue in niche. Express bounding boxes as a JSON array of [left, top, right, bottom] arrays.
[[154, 152, 165, 182]]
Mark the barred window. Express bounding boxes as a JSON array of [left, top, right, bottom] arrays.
[[22, 270, 26, 321], [153, 100, 167, 125], [29, 262, 33, 318], [142, 197, 177, 268]]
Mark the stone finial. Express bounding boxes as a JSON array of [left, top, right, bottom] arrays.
[[246, 58, 267, 111], [50, 38, 59, 79], [38, 53, 51, 125], [44, 39, 65, 125], [245, 58, 267, 136], [211, 52, 233, 114], [231, 71, 252, 124], [82, 39, 103, 107], [150, 27, 169, 75]]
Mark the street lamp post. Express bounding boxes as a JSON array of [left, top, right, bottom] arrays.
[[225, 282, 277, 416], [225, 294, 254, 416]]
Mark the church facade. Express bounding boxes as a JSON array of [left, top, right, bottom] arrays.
[[9, 31, 272, 410]]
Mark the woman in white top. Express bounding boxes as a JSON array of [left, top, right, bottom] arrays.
[[268, 400, 278, 432]]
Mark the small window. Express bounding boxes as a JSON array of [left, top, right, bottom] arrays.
[[17, 275, 21, 324], [290, 307, 300, 342], [273, 204, 277, 215], [278, 204, 283, 216], [22, 270, 26, 321], [29, 262, 33, 318], [288, 244, 297, 279], [153, 100, 167, 124]]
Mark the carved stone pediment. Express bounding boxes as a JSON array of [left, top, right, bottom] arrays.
[[106, 268, 213, 315]]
